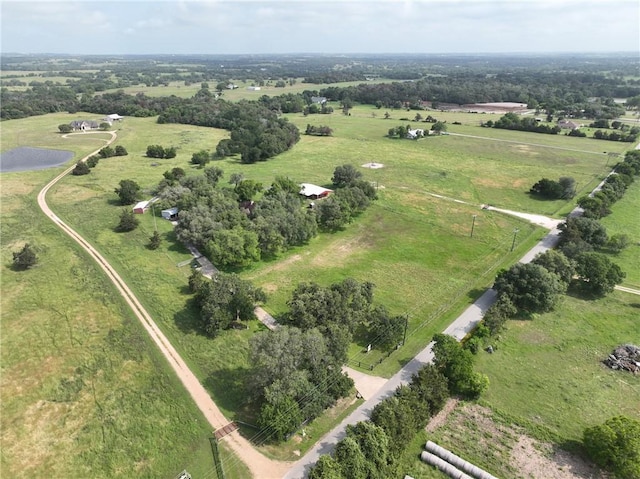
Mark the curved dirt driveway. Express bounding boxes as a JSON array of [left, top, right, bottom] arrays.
[[38, 131, 290, 478]]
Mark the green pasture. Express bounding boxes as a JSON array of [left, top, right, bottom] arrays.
[[475, 291, 640, 443], [0, 168, 248, 478], [1, 107, 636, 469]]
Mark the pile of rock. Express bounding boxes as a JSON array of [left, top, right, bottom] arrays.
[[603, 344, 640, 374]]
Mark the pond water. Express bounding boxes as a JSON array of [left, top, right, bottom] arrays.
[[0, 147, 74, 173]]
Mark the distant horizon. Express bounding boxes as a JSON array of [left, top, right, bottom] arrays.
[[2, 51, 638, 57], [2, 1, 638, 56]]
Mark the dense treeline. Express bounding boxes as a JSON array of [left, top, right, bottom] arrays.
[[308, 333, 487, 478], [484, 112, 561, 134], [157, 93, 300, 163], [577, 150, 640, 218]]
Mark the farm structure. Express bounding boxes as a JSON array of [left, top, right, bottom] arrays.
[[299, 183, 333, 199], [133, 201, 150, 214], [161, 207, 179, 220], [103, 113, 124, 122]]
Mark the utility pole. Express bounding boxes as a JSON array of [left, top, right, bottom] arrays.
[[470, 214, 477, 238], [511, 228, 519, 252]]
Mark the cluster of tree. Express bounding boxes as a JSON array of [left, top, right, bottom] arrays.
[[484, 113, 561, 134], [583, 415, 640, 479], [480, 223, 626, 337], [578, 150, 640, 218], [303, 103, 334, 115], [308, 337, 487, 478], [71, 161, 90, 176], [387, 124, 420, 139], [592, 129, 639, 143], [159, 170, 314, 267], [73, 145, 128, 173], [159, 163, 375, 267], [316, 165, 377, 231], [146, 144, 177, 159], [12, 243, 38, 270], [285, 278, 406, 354], [305, 124, 333, 136], [529, 176, 576, 199], [250, 326, 354, 442], [190, 271, 266, 337]]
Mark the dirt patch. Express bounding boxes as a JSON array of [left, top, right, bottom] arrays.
[[428, 403, 604, 479], [511, 436, 604, 479], [512, 144, 540, 156]]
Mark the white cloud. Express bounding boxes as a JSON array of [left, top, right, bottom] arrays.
[[1, 0, 638, 54]]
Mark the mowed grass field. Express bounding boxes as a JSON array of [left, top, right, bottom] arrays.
[[1, 104, 634, 468]]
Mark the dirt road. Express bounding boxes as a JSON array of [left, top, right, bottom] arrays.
[[38, 131, 290, 478]]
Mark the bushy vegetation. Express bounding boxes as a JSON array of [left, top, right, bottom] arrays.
[[529, 176, 575, 199], [583, 416, 640, 479], [12, 243, 38, 270]]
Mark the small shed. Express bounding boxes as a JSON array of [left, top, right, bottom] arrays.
[[161, 207, 179, 220], [133, 200, 150, 214], [299, 183, 333, 199]]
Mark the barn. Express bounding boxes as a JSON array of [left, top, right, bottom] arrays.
[[299, 183, 333, 199], [132, 201, 150, 214]]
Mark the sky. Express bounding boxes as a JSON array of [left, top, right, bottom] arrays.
[[1, 0, 639, 55]]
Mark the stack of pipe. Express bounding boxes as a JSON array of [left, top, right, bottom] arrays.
[[420, 440, 500, 479]]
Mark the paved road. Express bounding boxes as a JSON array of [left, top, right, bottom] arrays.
[[37, 132, 290, 479]]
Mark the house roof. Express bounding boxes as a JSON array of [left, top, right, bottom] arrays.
[[299, 183, 333, 197], [106, 114, 124, 120], [133, 201, 150, 210]]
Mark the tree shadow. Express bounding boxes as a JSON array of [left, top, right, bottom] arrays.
[[566, 283, 604, 301], [173, 297, 204, 335], [106, 198, 124, 206], [466, 287, 487, 302], [203, 366, 253, 418]]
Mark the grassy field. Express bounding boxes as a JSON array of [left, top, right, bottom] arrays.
[[0, 165, 249, 478], [1, 105, 636, 472]]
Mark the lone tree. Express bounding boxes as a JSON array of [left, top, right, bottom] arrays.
[[12, 243, 38, 270], [116, 209, 139, 232], [58, 124, 73, 133], [583, 416, 640, 479], [114, 179, 141, 205], [148, 231, 161, 250]]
